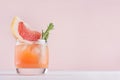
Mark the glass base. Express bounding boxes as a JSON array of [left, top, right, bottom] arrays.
[[16, 68, 48, 75]]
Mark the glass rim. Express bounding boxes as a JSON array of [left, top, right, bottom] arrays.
[[16, 39, 47, 45]]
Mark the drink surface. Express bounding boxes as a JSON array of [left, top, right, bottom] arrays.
[[15, 42, 48, 68]]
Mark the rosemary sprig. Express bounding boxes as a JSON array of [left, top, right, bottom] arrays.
[[42, 23, 54, 41]]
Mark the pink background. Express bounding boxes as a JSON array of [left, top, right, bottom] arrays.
[[0, 0, 120, 70]]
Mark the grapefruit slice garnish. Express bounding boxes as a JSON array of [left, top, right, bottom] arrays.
[[18, 22, 41, 41], [11, 16, 41, 41]]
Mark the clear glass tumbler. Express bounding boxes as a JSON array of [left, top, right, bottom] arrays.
[[15, 40, 48, 75]]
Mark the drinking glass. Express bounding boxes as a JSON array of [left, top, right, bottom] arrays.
[[15, 40, 48, 75]]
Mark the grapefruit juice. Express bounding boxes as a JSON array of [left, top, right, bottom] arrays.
[[15, 40, 48, 75]]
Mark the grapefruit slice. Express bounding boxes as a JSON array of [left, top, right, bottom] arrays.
[[11, 17, 41, 41]]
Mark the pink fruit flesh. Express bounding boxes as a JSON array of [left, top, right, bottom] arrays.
[[18, 22, 41, 41]]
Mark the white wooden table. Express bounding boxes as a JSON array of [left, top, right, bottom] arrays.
[[0, 70, 120, 80]]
